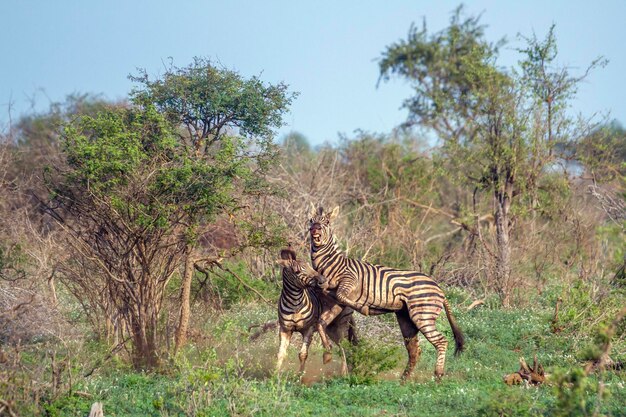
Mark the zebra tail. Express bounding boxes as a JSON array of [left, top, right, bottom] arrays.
[[443, 298, 465, 356]]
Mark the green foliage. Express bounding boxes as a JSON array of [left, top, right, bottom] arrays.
[[340, 131, 433, 197], [126, 56, 294, 246], [549, 367, 604, 417], [57, 104, 240, 230], [61, 105, 171, 192], [37, 60, 295, 372], [554, 280, 624, 337], [378, 6, 502, 129], [236, 211, 289, 252], [378, 6, 610, 308], [335, 131, 438, 268], [475, 387, 542, 417], [342, 337, 401, 385], [378, 6, 605, 217], [576, 121, 626, 181], [130, 57, 296, 157], [34, 61, 294, 238], [150, 136, 246, 221], [15, 290, 626, 416], [204, 261, 279, 308], [598, 222, 626, 272]]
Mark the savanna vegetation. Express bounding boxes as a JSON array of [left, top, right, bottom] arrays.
[[1, 8, 624, 417]]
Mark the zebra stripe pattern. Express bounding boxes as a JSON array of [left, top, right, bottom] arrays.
[[276, 247, 356, 374], [309, 206, 464, 379]]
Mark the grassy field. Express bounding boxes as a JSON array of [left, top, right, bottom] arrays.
[[36, 286, 625, 417]]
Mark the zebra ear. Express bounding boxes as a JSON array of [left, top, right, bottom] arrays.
[[280, 249, 296, 260], [330, 206, 340, 220], [309, 202, 318, 218]]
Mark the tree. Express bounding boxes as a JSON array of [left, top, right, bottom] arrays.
[[48, 107, 174, 368], [577, 122, 626, 284], [576, 121, 626, 182], [0, 96, 120, 349], [379, 8, 605, 306], [129, 57, 295, 352], [46, 103, 265, 368]]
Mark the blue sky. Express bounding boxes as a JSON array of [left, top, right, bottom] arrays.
[[1, 1, 625, 145]]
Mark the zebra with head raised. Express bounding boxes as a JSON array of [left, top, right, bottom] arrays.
[[275, 247, 357, 374], [309, 205, 464, 380]]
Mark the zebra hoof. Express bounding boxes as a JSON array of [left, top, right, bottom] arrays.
[[401, 370, 413, 383], [323, 351, 332, 364], [360, 305, 370, 316]]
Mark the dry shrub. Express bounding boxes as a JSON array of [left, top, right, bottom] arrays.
[[264, 133, 625, 310], [0, 285, 72, 344]]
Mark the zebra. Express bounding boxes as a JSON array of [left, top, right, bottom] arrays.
[[276, 247, 358, 374], [309, 205, 464, 380]]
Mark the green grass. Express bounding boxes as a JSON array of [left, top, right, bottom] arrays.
[[45, 368, 625, 417], [40, 297, 626, 417]]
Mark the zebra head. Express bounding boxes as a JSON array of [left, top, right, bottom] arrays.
[[276, 248, 321, 289], [308, 204, 339, 249]]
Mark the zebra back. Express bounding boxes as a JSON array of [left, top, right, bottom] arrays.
[[309, 207, 445, 311]]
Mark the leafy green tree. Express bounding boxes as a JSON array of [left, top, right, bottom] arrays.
[[129, 57, 295, 351], [47, 106, 195, 368], [379, 8, 605, 306], [46, 56, 295, 366]]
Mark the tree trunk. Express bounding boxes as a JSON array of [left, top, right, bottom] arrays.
[[48, 272, 58, 305], [494, 185, 512, 308], [174, 249, 195, 353], [130, 305, 160, 370]]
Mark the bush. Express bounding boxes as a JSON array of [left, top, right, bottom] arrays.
[[548, 367, 607, 417], [342, 337, 401, 385]]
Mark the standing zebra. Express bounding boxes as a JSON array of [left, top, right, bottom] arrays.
[[309, 205, 464, 379], [276, 247, 357, 374]]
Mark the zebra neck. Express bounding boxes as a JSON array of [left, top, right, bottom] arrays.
[[280, 279, 312, 311], [312, 236, 345, 267]]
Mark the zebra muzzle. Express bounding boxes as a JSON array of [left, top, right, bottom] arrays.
[[310, 224, 322, 245], [316, 275, 329, 289]]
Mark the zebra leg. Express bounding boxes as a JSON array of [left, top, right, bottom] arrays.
[[411, 312, 448, 380], [298, 327, 315, 373], [347, 315, 359, 346], [317, 321, 334, 364], [339, 344, 348, 376], [318, 303, 345, 364], [276, 328, 292, 373], [395, 308, 421, 381], [335, 277, 369, 316]]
